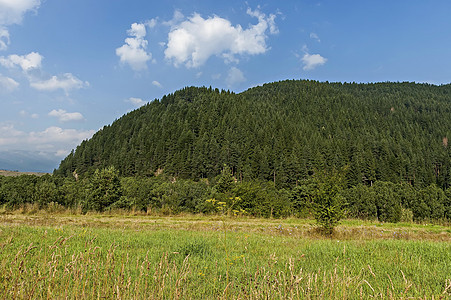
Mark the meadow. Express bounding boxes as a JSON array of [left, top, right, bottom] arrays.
[[0, 211, 449, 299]]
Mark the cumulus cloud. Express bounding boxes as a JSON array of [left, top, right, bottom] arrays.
[[116, 22, 152, 71], [0, 73, 19, 91], [226, 67, 246, 86], [30, 73, 89, 93], [126, 97, 146, 106], [164, 8, 278, 68], [302, 53, 327, 70], [0, 51, 42, 71], [0, 123, 94, 156], [0, 0, 40, 50], [48, 109, 84, 122]]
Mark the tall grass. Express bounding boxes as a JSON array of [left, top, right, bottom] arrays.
[[0, 219, 449, 299]]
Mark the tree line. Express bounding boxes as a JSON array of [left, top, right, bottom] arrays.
[[1, 166, 450, 222]]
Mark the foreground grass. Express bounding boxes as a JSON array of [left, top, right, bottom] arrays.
[[0, 213, 449, 299]]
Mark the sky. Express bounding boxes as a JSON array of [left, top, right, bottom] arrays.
[[0, 0, 450, 172]]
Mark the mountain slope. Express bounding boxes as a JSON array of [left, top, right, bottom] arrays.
[[55, 80, 451, 189]]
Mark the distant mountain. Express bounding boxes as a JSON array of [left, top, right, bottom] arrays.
[[55, 80, 451, 189], [0, 150, 59, 173]]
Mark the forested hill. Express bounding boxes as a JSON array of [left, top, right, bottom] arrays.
[[55, 80, 451, 189]]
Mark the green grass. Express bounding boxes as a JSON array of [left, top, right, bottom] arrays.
[[0, 214, 450, 299]]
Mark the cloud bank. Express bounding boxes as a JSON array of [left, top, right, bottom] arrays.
[[0, 123, 94, 157]]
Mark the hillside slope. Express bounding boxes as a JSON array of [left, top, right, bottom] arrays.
[[55, 80, 451, 189]]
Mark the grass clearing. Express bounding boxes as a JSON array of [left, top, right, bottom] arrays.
[[0, 213, 449, 298], [0, 170, 49, 177]]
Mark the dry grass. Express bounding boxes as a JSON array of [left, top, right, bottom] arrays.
[[0, 211, 449, 242], [0, 170, 50, 177]]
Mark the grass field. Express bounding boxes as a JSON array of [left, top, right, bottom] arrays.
[[0, 212, 449, 299], [0, 170, 50, 177]]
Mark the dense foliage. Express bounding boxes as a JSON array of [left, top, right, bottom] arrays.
[[54, 80, 451, 190], [1, 168, 450, 222]]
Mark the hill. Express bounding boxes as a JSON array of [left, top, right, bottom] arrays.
[[54, 80, 451, 189]]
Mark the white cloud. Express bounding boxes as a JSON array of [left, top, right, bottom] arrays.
[[310, 32, 320, 42], [19, 110, 38, 119], [116, 22, 152, 71], [0, 123, 94, 156], [0, 123, 23, 146], [302, 53, 327, 71], [0, 27, 9, 50], [0, 51, 42, 71], [226, 67, 246, 86], [0, 0, 40, 25], [27, 126, 95, 153], [30, 73, 89, 93], [164, 8, 278, 68], [29, 126, 92, 143], [126, 97, 146, 106], [48, 109, 84, 122], [246, 7, 278, 34], [163, 10, 184, 27], [0, 0, 40, 50], [0, 53, 88, 94], [20, 110, 39, 119], [0, 73, 18, 91], [152, 80, 162, 88], [145, 18, 157, 29]]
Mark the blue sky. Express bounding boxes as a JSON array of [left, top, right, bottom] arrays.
[[0, 0, 450, 172]]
